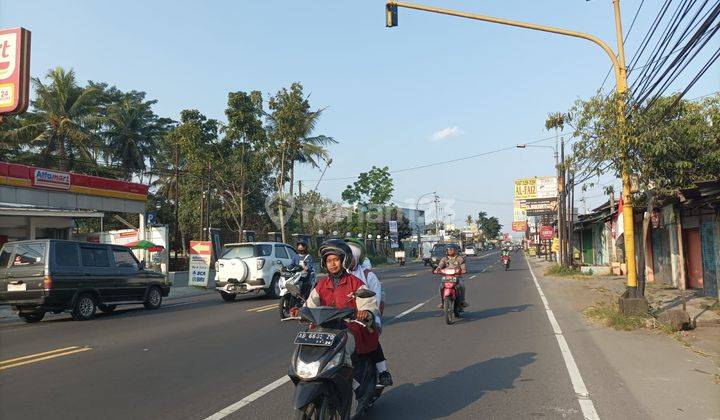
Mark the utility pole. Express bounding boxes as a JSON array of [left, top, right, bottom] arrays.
[[434, 194, 440, 235], [206, 161, 212, 241], [298, 180, 303, 233], [385, 0, 643, 311], [173, 143, 179, 254]]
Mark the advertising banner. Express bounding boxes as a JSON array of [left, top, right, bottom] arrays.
[[525, 197, 558, 216], [388, 220, 399, 249], [511, 221, 527, 232], [513, 200, 527, 222], [540, 225, 555, 240], [189, 241, 212, 287], [0, 27, 31, 115], [514, 177, 558, 200], [514, 178, 537, 200]]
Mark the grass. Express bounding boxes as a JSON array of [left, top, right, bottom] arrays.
[[700, 300, 720, 316], [584, 301, 649, 331], [545, 264, 592, 277]]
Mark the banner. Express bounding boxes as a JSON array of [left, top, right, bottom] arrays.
[[525, 197, 558, 216], [540, 225, 555, 240], [514, 176, 558, 200], [513, 200, 527, 222], [511, 221, 527, 232], [388, 220, 399, 248], [189, 241, 212, 287], [0, 27, 31, 115], [514, 178, 537, 200]]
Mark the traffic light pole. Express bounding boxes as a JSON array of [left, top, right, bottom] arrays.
[[386, 1, 644, 308]]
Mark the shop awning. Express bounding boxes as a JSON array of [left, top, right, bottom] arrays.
[[0, 203, 104, 218]]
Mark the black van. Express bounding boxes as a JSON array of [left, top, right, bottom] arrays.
[[0, 240, 170, 322]]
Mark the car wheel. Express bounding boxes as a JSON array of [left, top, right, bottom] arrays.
[[19, 311, 45, 323], [143, 286, 163, 310], [220, 292, 236, 302], [72, 294, 97, 321], [267, 274, 281, 299], [99, 304, 117, 313]]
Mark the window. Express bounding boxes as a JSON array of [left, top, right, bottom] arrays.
[[55, 243, 79, 267], [256, 244, 272, 256], [113, 248, 139, 269], [222, 245, 255, 259], [0, 245, 14, 268], [81, 247, 111, 267], [286, 246, 299, 261], [12, 243, 46, 267], [274, 244, 288, 259]]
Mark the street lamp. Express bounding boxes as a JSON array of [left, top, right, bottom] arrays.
[[387, 1, 641, 305]]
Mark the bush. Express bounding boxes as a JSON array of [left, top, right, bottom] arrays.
[[544, 264, 591, 277], [584, 301, 648, 330]]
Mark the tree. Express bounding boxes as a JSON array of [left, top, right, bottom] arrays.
[[341, 166, 394, 207], [475, 211, 502, 239], [465, 214, 473, 227], [267, 83, 335, 242], [4, 67, 101, 171]]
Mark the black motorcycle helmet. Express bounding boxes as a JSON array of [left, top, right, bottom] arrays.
[[318, 239, 354, 272], [296, 241, 308, 254]]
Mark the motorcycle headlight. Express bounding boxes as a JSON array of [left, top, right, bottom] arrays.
[[295, 359, 321, 379]]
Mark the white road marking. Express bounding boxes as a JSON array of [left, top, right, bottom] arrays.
[[401, 273, 418, 278], [525, 255, 600, 420], [203, 376, 291, 420], [469, 274, 477, 279], [392, 298, 433, 320]]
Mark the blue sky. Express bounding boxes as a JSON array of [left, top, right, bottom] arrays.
[[2, 0, 718, 231]]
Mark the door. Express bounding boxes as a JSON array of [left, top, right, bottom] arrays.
[[110, 246, 144, 301], [5, 242, 47, 303], [273, 244, 291, 269], [683, 228, 703, 289], [582, 229, 593, 265], [652, 227, 672, 284], [700, 222, 718, 298], [79, 245, 118, 302], [0, 244, 16, 300], [51, 242, 84, 304]]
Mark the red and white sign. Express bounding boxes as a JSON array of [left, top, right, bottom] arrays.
[[32, 168, 71, 190], [511, 221, 527, 232], [0, 27, 31, 115], [539, 225, 555, 240], [189, 240, 212, 287], [111, 230, 139, 246]]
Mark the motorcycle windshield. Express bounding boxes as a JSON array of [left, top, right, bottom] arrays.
[[300, 307, 356, 326]]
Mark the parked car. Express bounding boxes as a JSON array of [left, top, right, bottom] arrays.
[[214, 242, 299, 302], [0, 239, 169, 323]]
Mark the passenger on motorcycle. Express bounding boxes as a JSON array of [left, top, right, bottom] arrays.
[[434, 244, 468, 309], [291, 240, 380, 356], [292, 241, 315, 297], [346, 238, 393, 387]]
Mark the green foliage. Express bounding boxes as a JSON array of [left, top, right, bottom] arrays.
[[341, 166, 394, 207], [544, 264, 590, 277], [475, 211, 502, 239], [567, 92, 720, 196], [584, 301, 648, 331]]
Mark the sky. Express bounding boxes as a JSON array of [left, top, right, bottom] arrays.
[[2, 0, 719, 232]]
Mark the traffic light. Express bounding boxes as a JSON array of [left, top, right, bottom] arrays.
[[386, 4, 398, 27]]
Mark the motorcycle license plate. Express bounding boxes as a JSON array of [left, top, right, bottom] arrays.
[[294, 331, 336, 347]]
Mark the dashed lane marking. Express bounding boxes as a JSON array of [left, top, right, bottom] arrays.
[[469, 274, 477, 279], [246, 303, 278, 312], [0, 346, 92, 371], [203, 376, 291, 420], [525, 255, 600, 420], [401, 273, 418, 278], [391, 297, 433, 320]]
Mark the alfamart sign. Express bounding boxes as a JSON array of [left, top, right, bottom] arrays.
[[33, 169, 71, 190]]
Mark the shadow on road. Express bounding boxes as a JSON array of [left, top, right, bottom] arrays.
[[389, 304, 533, 326], [368, 352, 537, 419]]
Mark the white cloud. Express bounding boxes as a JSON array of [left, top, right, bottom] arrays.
[[430, 126, 464, 141]]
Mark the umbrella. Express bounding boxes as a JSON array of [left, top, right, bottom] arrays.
[[125, 240, 165, 253]]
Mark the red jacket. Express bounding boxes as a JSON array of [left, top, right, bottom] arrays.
[[308, 272, 379, 355]]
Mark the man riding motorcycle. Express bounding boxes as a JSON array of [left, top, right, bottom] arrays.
[[292, 241, 316, 297], [290, 239, 380, 357], [433, 244, 468, 309], [346, 238, 393, 387]]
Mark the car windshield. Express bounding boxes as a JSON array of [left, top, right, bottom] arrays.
[[221, 244, 272, 259]]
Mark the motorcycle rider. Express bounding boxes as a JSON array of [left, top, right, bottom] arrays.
[[434, 244, 468, 309], [291, 239, 380, 357], [346, 238, 393, 387], [293, 241, 315, 297]]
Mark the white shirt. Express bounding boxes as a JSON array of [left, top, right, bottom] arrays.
[[351, 265, 383, 327]]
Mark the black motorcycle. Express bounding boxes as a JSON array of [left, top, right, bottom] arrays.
[[279, 266, 310, 319], [284, 284, 382, 419]]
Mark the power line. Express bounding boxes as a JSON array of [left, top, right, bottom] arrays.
[[299, 133, 564, 183]]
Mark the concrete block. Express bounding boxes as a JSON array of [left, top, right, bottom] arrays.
[[657, 309, 693, 331], [618, 296, 649, 316]]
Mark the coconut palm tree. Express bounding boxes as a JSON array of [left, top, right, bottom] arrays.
[[289, 107, 337, 195], [5, 67, 101, 171], [102, 96, 170, 180]]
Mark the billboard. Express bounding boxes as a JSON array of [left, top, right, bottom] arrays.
[[514, 177, 558, 200], [189, 241, 212, 287], [525, 197, 558, 216], [511, 221, 527, 232], [0, 27, 31, 115]]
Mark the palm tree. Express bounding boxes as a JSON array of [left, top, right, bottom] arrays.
[[5, 67, 101, 171], [289, 108, 337, 196], [466, 214, 473, 227], [102, 96, 169, 180]]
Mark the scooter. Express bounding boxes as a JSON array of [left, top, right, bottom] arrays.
[[502, 255, 511, 271], [437, 267, 461, 325], [283, 284, 381, 420], [278, 265, 310, 319]]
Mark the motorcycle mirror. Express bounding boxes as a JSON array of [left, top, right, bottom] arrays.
[[285, 282, 302, 297], [354, 289, 376, 299]]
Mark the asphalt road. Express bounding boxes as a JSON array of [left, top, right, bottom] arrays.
[[0, 251, 651, 419]]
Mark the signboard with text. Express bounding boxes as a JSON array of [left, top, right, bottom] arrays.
[[511, 221, 527, 232], [32, 168, 71, 190], [514, 177, 558, 200], [0, 27, 31, 115], [540, 225, 555, 240], [525, 197, 558, 216], [189, 241, 212, 287]]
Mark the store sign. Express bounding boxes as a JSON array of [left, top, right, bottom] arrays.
[[525, 197, 558, 216], [514, 177, 558, 200], [189, 241, 212, 287], [539, 225, 555, 240], [511, 221, 527, 232], [513, 200, 527, 222], [33, 168, 71, 190], [0, 27, 31, 115], [388, 220, 399, 249]]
